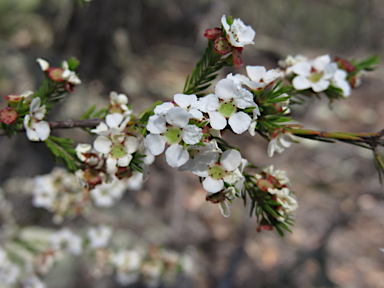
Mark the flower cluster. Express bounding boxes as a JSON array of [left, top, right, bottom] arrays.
[[279, 54, 352, 97], [255, 165, 298, 224], [76, 92, 153, 201]]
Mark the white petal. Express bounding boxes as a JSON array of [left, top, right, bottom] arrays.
[[215, 79, 236, 101], [94, 136, 112, 154], [203, 177, 223, 193], [191, 94, 219, 112], [208, 111, 227, 130], [291, 61, 311, 76], [34, 121, 51, 141], [174, 93, 197, 108], [182, 125, 203, 144], [144, 134, 166, 156], [147, 114, 167, 134], [106, 157, 118, 175], [292, 75, 312, 90], [267, 139, 276, 157], [36, 58, 49, 71], [219, 201, 231, 217], [106, 113, 123, 128], [165, 107, 191, 128], [118, 154, 133, 167], [154, 102, 174, 115], [228, 112, 252, 134], [165, 144, 189, 167], [248, 121, 257, 136], [313, 54, 331, 71], [30, 97, 41, 114], [220, 149, 242, 172], [323, 63, 337, 79], [188, 108, 203, 120], [246, 66, 266, 82], [311, 79, 330, 92], [124, 136, 140, 154], [233, 88, 256, 109], [91, 122, 109, 135]]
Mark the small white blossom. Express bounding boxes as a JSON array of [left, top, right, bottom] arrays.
[[61, 61, 81, 85], [332, 69, 351, 97], [291, 54, 337, 92], [87, 225, 113, 249], [221, 15, 256, 47], [24, 97, 51, 141], [50, 228, 82, 255], [267, 132, 295, 157]]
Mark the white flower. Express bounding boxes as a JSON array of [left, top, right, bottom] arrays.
[[109, 91, 132, 116], [278, 54, 308, 75], [90, 178, 126, 207], [23, 275, 46, 288], [332, 69, 351, 97], [32, 175, 56, 210], [92, 113, 138, 175], [267, 132, 295, 157], [87, 225, 113, 249], [145, 106, 203, 168], [50, 228, 82, 255], [113, 250, 142, 286], [195, 79, 257, 134], [24, 97, 50, 141], [61, 61, 81, 85], [0, 247, 20, 286], [201, 149, 243, 193], [291, 55, 337, 92], [221, 15, 255, 47]]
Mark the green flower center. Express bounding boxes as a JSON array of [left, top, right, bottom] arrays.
[[111, 144, 127, 158], [309, 72, 323, 83], [208, 165, 225, 180], [164, 127, 182, 144], [218, 101, 237, 118]]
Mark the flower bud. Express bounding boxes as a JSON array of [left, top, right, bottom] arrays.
[[232, 47, 243, 69], [334, 56, 355, 73], [204, 28, 223, 40], [0, 107, 18, 124], [47, 67, 65, 82], [4, 94, 23, 107], [213, 37, 231, 55]]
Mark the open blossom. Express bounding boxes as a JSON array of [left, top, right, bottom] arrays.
[[221, 15, 255, 47], [90, 178, 127, 207], [87, 225, 113, 249], [145, 98, 204, 168], [92, 113, 139, 175], [61, 61, 81, 85], [193, 78, 257, 134], [109, 91, 132, 116], [228, 66, 283, 91], [291, 54, 337, 92], [268, 131, 295, 157], [23, 97, 51, 141]]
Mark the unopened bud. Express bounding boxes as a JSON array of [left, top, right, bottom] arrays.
[[0, 107, 18, 125], [47, 67, 65, 82], [204, 28, 223, 40], [334, 56, 356, 73], [256, 219, 274, 232], [213, 37, 231, 55], [232, 48, 243, 69]]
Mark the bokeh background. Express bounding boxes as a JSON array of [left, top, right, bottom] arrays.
[[1, 0, 384, 287]]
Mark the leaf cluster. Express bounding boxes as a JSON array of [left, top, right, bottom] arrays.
[[183, 41, 228, 96], [45, 135, 79, 172]]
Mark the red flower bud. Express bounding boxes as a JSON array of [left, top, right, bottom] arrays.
[[204, 28, 223, 40], [232, 48, 243, 69], [213, 37, 231, 55], [47, 67, 65, 82], [4, 94, 22, 103], [0, 107, 18, 125], [334, 56, 356, 73]]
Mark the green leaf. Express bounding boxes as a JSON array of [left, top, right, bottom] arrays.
[[67, 57, 80, 71], [45, 136, 79, 172], [80, 105, 96, 119]]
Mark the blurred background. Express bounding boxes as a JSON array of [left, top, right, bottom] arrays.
[[0, 0, 384, 287]]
